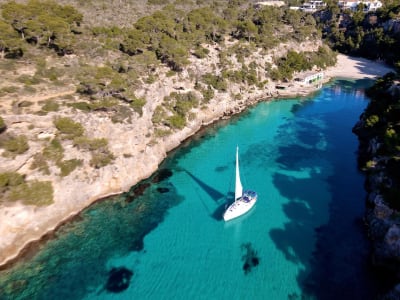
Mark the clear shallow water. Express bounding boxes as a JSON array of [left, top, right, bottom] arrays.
[[0, 79, 378, 300]]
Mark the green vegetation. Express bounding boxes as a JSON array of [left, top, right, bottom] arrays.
[[154, 91, 200, 130], [90, 151, 114, 168], [74, 136, 114, 168], [0, 171, 53, 206], [130, 97, 146, 116], [43, 138, 64, 162], [272, 46, 337, 81], [73, 137, 108, 150], [41, 100, 60, 113], [1, 0, 82, 55], [9, 180, 53, 206], [202, 73, 227, 91], [0, 86, 19, 96], [54, 117, 84, 139], [0, 134, 29, 157], [0, 0, 351, 210], [320, 2, 400, 67], [0, 171, 24, 190], [57, 159, 82, 176], [355, 72, 400, 209]]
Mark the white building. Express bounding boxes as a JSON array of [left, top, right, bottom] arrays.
[[338, 0, 383, 12], [290, 0, 326, 13], [254, 1, 286, 8], [299, 71, 324, 85]]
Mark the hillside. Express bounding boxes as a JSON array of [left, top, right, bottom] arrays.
[[0, 0, 338, 271]]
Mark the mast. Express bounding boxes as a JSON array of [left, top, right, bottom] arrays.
[[235, 146, 243, 201]]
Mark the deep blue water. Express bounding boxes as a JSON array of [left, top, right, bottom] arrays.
[[0, 79, 379, 299]]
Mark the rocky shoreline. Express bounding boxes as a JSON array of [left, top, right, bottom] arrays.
[[0, 51, 393, 269], [352, 75, 400, 298]]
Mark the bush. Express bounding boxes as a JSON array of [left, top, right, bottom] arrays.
[[154, 128, 171, 137], [68, 101, 92, 112], [0, 172, 24, 188], [366, 115, 379, 128], [9, 181, 54, 206], [54, 117, 85, 139], [0, 86, 19, 96], [73, 137, 108, 151], [57, 159, 82, 176], [0, 135, 29, 156], [42, 140, 63, 164], [130, 97, 146, 116], [41, 100, 60, 112], [201, 86, 214, 103], [90, 151, 115, 168], [167, 114, 186, 129], [202, 73, 227, 91]]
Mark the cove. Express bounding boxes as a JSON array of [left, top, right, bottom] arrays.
[[0, 79, 379, 299]]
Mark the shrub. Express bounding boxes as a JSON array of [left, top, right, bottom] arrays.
[[43, 139, 64, 162], [9, 181, 54, 206], [41, 100, 60, 112], [0, 135, 29, 156], [130, 97, 146, 116], [193, 46, 210, 59], [0, 86, 19, 96], [202, 73, 227, 91], [90, 151, 114, 168], [167, 114, 186, 129], [366, 115, 379, 128], [201, 86, 214, 103], [68, 101, 92, 112], [57, 159, 82, 176], [0, 172, 24, 188], [73, 137, 108, 151], [154, 128, 171, 137], [54, 117, 84, 139]]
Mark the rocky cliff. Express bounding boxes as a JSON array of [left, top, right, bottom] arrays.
[[352, 73, 400, 298]]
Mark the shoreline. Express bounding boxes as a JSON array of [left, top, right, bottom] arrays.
[[0, 54, 394, 270]]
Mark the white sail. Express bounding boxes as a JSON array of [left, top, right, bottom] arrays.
[[235, 146, 243, 201], [223, 146, 258, 221]]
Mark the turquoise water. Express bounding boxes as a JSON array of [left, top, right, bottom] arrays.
[[0, 79, 378, 299]]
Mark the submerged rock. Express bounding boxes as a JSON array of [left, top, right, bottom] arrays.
[[151, 169, 173, 183], [241, 242, 260, 274], [157, 187, 170, 193], [105, 267, 133, 293]]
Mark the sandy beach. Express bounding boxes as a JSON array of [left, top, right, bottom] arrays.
[[325, 53, 393, 79], [0, 53, 394, 269]]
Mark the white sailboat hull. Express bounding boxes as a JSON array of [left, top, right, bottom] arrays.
[[223, 191, 257, 221]]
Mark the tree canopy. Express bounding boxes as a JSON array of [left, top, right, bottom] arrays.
[[1, 0, 82, 54]]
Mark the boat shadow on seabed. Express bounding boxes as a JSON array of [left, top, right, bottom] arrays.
[[183, 169, 229, 221]]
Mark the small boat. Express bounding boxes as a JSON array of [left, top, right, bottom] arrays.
[[223, 146, 257, 221]]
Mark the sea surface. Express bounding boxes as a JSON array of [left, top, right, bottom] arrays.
[[0, 79, 380, 300]]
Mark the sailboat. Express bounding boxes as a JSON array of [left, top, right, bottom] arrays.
[[223, 146, 258, 221]]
